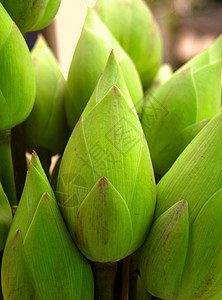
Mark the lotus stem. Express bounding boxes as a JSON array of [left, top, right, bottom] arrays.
[[121, 256, 130, 300], [11, 124, 27, 200], [0, 130, 17, 205], [93, 262, 118, 300]]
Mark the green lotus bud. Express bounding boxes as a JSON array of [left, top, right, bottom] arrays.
[[57, 50, 156, 263], [0, 4, 35, 131], [25, 35, 69, 157], [66, 8, 143, 130], [139, 112, 222, 299], [1, 152, 94, 299], [141, 36, 222, 177], [0, 182, 12, 251], [94, 0, 163, 88], [0, 0, 61, 34]]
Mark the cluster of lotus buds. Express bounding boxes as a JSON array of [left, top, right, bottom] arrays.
[[0, 0, 222, 299]]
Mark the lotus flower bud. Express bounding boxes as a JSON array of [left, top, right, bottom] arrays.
[[0, 4, 35, 131], [25, 35, 69, 156], [141, 36, 222, 177], [66, 8, 143, 130], [94, 0, 163, 88], [0, 0, 61, 34], [139, 112, 222, 299], [57, 50, 156, 263], [0, 182, 12, 251], [1, 152, 94, 299]]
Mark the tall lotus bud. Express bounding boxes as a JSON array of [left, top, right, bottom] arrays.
[[0, 0, 61, 34], [57, 50, 156, 263], [141, 36, 222, 177], [94, 0, 163, 88], [25, 35, 69, 157], [0, 4, 35, 131], [1, 152, 94, 299], [139, 112, 222, 299], [66, 8, 143, 130], [0, 182, 12, 251]]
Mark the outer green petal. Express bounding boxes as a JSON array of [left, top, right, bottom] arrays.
[[179, 189, 222, 300], [153, 118, 209, 175], [66, 8, 143, 129], [156, 112, 222, 223], [23, 193, 94, 299], [94, 0, 163, 87], [0, 4, 35, 130], [140, 200, 189, 300], [0, 182, 12, 250], [0, 0, 61, 33], [25, 35, 69, 155], [1, 230, 34, 300], [141, 68, 197, 171], [75, 177, 133, 262], [193, 61, 221, 120]]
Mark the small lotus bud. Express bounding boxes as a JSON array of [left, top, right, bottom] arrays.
[[94, 0, 163, 88], [1, 152, 94, 299], [0, 4, 35, 131], [25, 35, 69, 156], [66, 8, 143, 130]]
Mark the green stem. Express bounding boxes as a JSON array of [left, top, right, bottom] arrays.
[[11, 124, 27, 201], [93, 262, 118, 300], [0, 130, 17, 205], [121, 256, 130, 300], [36, 148, 51, 178]]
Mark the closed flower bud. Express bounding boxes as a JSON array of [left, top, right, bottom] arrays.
[[0, 4, 35, 131], [25, 35, 69, 156], [141, 36, 222, 177], [57, 50, 156, 263], [94, 0, 163, 88], [140, 112, 222, 300], [1, 152, 94, 299], [66, 8, 143, 130], [0, 0, 61, 34]]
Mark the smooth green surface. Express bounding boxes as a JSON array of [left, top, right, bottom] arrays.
[[140, 200, 189, 300], [25, 35, 69, 155], [0, 0, 61, 33], [94, 0, 163, 88], [1, 153, 94, 299], [58, 51, 156, 262], [0, 4, 35, 131], [141, 36, 222, 176], [66, 8, 143, 130], [0, 182, 12, 251]]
